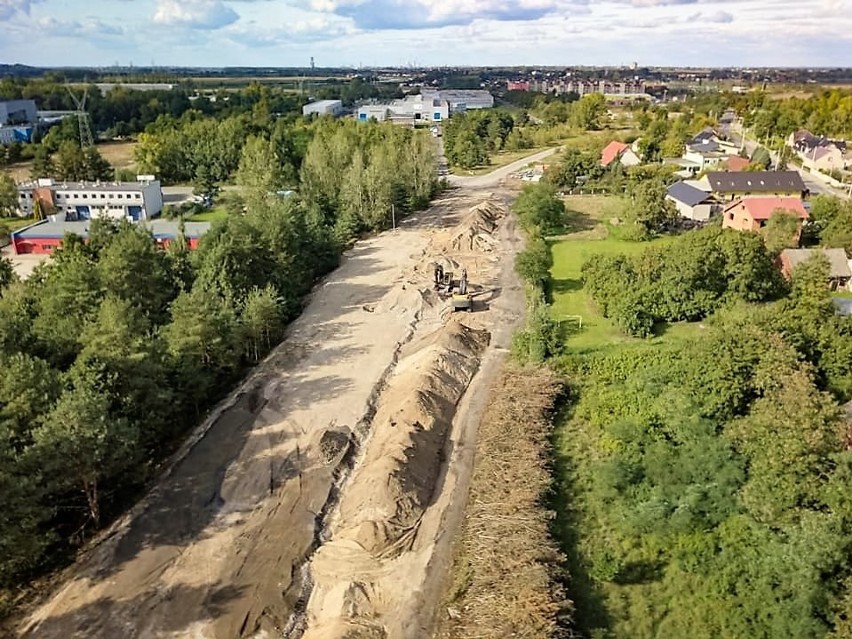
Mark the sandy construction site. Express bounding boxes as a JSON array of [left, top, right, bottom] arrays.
[[16, 174, 529, 638]]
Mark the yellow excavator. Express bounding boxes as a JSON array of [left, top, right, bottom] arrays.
[[434, 263, 473, 312], [452, 269, 473, 312]]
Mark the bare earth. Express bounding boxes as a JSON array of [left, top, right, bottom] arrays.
[[18, 158, 530, 638]]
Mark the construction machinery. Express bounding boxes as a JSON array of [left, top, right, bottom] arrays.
[[434, 263, 473, 312], [451, 269, 473, 312]]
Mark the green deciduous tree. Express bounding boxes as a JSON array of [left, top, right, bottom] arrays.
[[0, 255, 14, 293], [764, 209, 803, 254], [513, 183, 566, 235]]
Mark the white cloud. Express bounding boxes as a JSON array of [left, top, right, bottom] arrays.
[[0, 0, 43, 20], [153, 0, 239, 29]]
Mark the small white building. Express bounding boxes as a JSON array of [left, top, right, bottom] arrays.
[[16, 177, 164, 222], [302, 99, 344, 117]]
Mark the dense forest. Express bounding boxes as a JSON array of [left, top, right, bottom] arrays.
[[560, 271, 852, 637], [0, 117, 437, 611]]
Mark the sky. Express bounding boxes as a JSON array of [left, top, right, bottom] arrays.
[[1, 0, 851, 68]]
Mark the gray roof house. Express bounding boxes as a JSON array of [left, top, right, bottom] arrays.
[[666, 181, 719, 222], [706, 171, 807, 200]]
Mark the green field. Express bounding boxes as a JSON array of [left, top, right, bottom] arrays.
[[549, 196, 694, 353], [186, 208, 229, 223]]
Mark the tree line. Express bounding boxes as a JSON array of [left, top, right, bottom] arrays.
[[0, 117, 437, 610], [441, 94, 607, 170]]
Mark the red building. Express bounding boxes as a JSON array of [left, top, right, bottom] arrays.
[[11, 219, 210, 255], [507, 80, 530, 91]]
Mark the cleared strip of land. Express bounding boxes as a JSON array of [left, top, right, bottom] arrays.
[[437, 366, 572, 639]]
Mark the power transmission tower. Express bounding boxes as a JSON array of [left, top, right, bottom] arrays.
[[67, 85, 94, 149]]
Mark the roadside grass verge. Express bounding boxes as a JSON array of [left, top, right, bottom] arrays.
[[1, 217, 40, 233]]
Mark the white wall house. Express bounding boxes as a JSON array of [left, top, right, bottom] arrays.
[[16, 178, 164, 221]]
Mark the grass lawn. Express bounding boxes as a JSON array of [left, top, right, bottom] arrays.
[[549, 195, 700, 353], [186, 207, 230, 223], [1, 217, 40, 232]]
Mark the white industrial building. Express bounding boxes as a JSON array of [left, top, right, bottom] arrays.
[[302, 99, 344, 117], [427, 89, 494, 111], [357, 89, 492, 124], [16, 177, 164, 222], [0, 99, 37, 125]]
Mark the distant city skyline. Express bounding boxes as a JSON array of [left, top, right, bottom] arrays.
[[1, 0, 851, 69]]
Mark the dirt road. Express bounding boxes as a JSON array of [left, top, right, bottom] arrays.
[[19, 167, 528, 639], [447, 147, 561, 189]]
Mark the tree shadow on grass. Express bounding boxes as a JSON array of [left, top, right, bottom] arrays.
[[547, 401, 614, 638], [562, 210, 601, 234], [551, 278, 584, 296]]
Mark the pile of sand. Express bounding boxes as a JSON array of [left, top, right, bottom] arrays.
[[299, 321, 490, 639], [447, 201, 506, 253]]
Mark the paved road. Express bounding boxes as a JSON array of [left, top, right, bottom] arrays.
[[447, 147, 561, 189]]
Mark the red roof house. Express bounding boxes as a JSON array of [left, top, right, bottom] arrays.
[[722, 197, 808, 237], [724, 156, 751, 172], [601, 141, 639, 167]]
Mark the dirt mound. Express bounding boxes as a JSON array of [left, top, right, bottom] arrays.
[[338, 322, 489, 555], [374, 284, 439, 321], [447, 201, 505, 253], [299, 321, 490, 638]]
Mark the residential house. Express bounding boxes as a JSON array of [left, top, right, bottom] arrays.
[[724, 155, 751, 172], [682, 140, 729, 172], [600, 141, 641, 168], [666, 181, 719, 222], [788, 129, 851, 172], [722, 197, 808, 237], [779, 248, 852, 291], [706, 171, 807, 201], [788, 129, 841, 155], [686, 128, 740, 154], [802, 144, 851, 174]]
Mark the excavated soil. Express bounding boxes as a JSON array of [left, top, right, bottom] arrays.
[[16, 185, 526, 639], [300, 323, 490, 639]]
